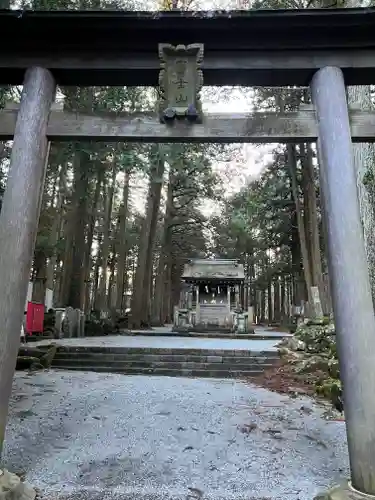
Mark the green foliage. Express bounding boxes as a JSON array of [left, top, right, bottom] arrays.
[[209, 145, 296, 290], [151, 142, 225, 268], [295, 320, 336, 357], [35, 206, 57, 256], [362, 167, 375, 200], [20, 0, 141, 10], [279, 321, 341, 409]]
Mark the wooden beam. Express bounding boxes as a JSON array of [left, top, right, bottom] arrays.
[[0, 108, 374, 143], [2, 8, 375, 86], [2, 50, 375, 86]]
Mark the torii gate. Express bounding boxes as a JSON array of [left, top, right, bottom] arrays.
[[0, 8, 374, 499]]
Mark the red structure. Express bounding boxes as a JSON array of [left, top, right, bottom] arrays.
[[26, 302, 44, 334]]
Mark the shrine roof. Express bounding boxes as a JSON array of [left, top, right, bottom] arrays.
[[182, 259, 245, 282], [1, 7, 375, 85]]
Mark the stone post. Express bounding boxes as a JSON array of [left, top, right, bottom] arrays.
[[310, 285, 324, 320], [311, 66, 375, 495], [0, 67, 55, 454], [235, 284, 240, 310], [74, 309, 84, 337], [187, 289, 193, 310], [227, 286, 232, 328], [65, 306, 76, 338], [173, 305, 179, 327], [54, 308, 65, 339], [195, 285, 200, 324], [248, 306, 254, 325], [79, 310, 85, 337]]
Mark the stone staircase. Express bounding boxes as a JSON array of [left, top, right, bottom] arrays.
[[49, 345, 280, 378]]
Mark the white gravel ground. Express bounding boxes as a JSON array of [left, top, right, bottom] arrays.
[[3, 370, 349, 500]]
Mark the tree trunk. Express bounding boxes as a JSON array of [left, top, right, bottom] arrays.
[[58, 212, 74, 307], [289, 178, 306, 308], [83, 163, 103, 314], [97, 161, 117, 315], [163, 260, 173, 324], [66, 150, 91, 310], [107, 253, 116, 311], [287, 144, 314, 313], [143, 175, 164, 324], [169, 261, 183, 321], [300, 143, 326, 313], [152, 169, 173, 325], [273, 277, 281, 324], [46, 163, 68, 295], [92, 234, 103, 314], [260, 290, 266, 323], [267, 280, 273, 324], [131, 150, 165, 328], [115, 168, 131, 313], [301, 158, 313, 282], [280, 277, 286, 321], [32, 250, 47, 304]]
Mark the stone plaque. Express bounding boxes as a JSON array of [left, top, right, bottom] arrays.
[[158, 43, 204, 123], [311, 285, 324, 319]]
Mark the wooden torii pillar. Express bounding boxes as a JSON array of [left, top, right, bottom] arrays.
[[311, 66, 375, 497], [0, 67, 55, 451]]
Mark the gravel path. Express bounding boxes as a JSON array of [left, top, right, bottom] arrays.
[[3, 370, 348, 500]]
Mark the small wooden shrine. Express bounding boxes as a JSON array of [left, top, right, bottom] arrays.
[[174, 258, 251, 332]]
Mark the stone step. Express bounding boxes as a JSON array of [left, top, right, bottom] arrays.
[[50, 364, 265, 378], [132, 331, 277, 339], [48, 344, 279, 378], [52, 358, 276, 371], [53, 346, 279, 357], [53, 352, 276, 364], [170, 332, 285, 340]]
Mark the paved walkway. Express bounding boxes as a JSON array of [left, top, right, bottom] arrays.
[[129, 326, 292, 339], [36, 335, 279, 351], [4, 371, 348, 500], [253, 329, 292, 338]]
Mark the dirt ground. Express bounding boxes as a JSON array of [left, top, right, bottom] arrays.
[[248, 358, 317, 397], [248, 359, 344, 421]]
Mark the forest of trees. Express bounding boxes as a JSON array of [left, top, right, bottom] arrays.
[[0, 0, 374, 329]]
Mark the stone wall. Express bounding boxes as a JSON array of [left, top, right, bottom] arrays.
[[278, 319, 341, 410]]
